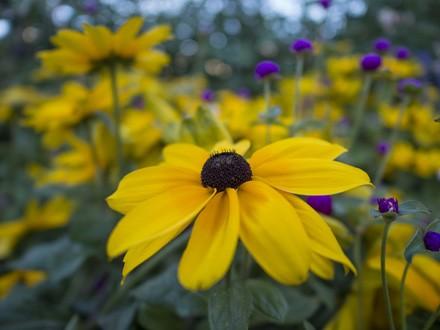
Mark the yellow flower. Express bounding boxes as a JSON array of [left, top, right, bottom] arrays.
[[0, 197, 74, 258], [0, 270, 46, 299], [38, 17, 172, 75], [106, 137, 371, 290], [382, 56, 423, 79]]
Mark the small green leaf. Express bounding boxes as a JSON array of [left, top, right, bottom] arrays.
[[281, 288, 320, 324], [246, 279, 288, 322], [427, 219, 440, 232], [98, 305, 137, 330], [137, 304, 185, 330], [404, 229, 425, 263], [303, 320, 316, 330], [208, 282, 252, 330], [399, 200, 431, 216]]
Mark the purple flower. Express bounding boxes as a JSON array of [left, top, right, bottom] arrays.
[[373, 37, 391, 53], [290, 39, 313, 54], [83, 0, 98, 15], [398, 78, 422, 94], [255, 60, 280, 80], [423, 231, 440, 252], [377, 197, 399, 214], [376, 141, 390, 156], [395, 47, 411, 60], [306, 195, 333, 215], [319, 0, 331, 9], [201, 89, 215, 102], [360, 53, 382, 72]]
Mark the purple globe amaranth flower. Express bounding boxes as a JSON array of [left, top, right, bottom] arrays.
[[201, 89, 215, 102], [395, 46, 411, 60], [398, 78, 422, 94], [373, 37, 391, 53], [423, 231, 440, 252], [376, 141, 390, 156], [290, 38, 313, 54], [360, 53, 382, 72], [377, 197, 399, 214], [255, 60, 280, 80], [319, 0, 331, 9], [306, 195, 333, 215], [83, 0, 98, 15]]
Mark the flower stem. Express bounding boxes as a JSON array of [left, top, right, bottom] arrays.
[[373, 96, 410, 187], [293, 55, 304, 122], [109, 63, 124, 180], [380, 221, 396, 330], [349, 74, 372, 149], [422, 305, 440, 330], [399, 260, 411, 330], [353, 229, 365, 330], [264, 79, 272, 145]]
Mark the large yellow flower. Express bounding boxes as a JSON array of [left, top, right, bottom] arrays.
[[106, 137, 371, 290], [38, 17, 172, 75]]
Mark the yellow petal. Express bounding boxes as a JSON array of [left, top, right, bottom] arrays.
[[311, 253, 335, 280], [107, 164, 199, 214], [283, 194, 356, 274], [51, 30, 98, 59], [83, 25, 113, 59], [212, 139, 251, 156], [178, 189, 239, 291], [113, 17, 143, 56], [250, 137, 347, 170], [238, 180, 311, 285], [137, 24, 172, 49], [254, 158, 371, 196], [163, 144, 209, 173], [107, 184, 215, 258], [122, 225, 186, 278], [135, 50, 170, 73]]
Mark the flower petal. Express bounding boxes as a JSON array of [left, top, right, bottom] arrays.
[[250, 137, 347, 170], [254, 158, 371, 196], [283, 194, 356, 274], [122, 225, 186, 279], [107, 165, 199, 214], [311, 253, 335, 280], [163, 144, 209, 173], [178, 189, 239, 291], [107, 185, 215, 258], [237, 180, 311, 285]]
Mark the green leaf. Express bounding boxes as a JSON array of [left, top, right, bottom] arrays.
[[208, 282, 252, 330], [246, 279, 288, 322], [98, 304, 137, 330], [427, 219, 440, 232], [137, 304, 185, 330], [281, 287, 320, 324], [404, 229, 425, 263], [303, 320, 316, 330], [399, 200, 431, 216]]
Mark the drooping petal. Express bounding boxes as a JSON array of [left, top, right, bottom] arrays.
[[137, 25, 173, 49], [83, 25, 113, 59], [254, 158, 371, 196], [237, 180, 311, 285], [107, 164, 199, 214], [250, 137, 347, 170], [122, 225, 186, 278], [283, 194, 356, 274], [178, 189, 239, 291], [163, 144, 209, 173], [311, 253, 335, 280], [113, 17, 144, 56], [107, 185, 215, 258]]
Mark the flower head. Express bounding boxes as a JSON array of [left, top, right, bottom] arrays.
[[376, 141, 390, 156], [106, 138, 372, 290], [360, 53, 382, 72], [373, 37, 391, 53], [319, 0, 331, 9], [377, 197, 399, 214], [423, 231, 440, 252], [306, 196, 333, 215], [290, 39, 313, 54], [395, 46, 411, 60], [201, 89, 215, 102], [398, 78, 422, 94], [255, 60, 280, 80]]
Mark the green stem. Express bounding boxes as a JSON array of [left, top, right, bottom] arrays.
[[293, 55, 304, 122], [109, 63, 124, 180], [353, 229, 365, 330], [380, 221, 396, 330], [373, 96, 410, 187], [422, 305, 440, 330], [399, 260, 411, 330], [349, 74, 372, 149], [264, 79, 272, 145]]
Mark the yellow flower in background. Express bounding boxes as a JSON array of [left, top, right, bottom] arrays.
[[0, 270, 46, 299], [0, 86, 43, 123], [382, 56, 423, 79], [0, 197, 74, 258], [327, 56, 359, 78], [106, 137, 371, 290], [388, 142, 414, 172], [247, 123, 289, 150], [38, 17, 172, 75]]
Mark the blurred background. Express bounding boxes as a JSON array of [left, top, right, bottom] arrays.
[[2, 0, 440, 91]]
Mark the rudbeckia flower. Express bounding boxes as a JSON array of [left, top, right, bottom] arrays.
[[38, 17, 172, 75], [106, 137, 371, 290]]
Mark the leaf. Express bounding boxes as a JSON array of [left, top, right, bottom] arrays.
[[303, 320, 316, 330], [246, 279, 288, 322], [208, 282, 252, 330], [137, 304, 185, 330], [427, 218, 440, 232], [281, 287, 320, 324], [404, 229, 425, 263], [399, 200, 431, 216], [98, 304, 137, 330]]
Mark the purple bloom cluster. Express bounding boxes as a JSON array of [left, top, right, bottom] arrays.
[[201, 89, 215, 102], [290, 39, 313, 54], [423, 231, 440, 252], [377, 197, 399, 214], [395, 46, 411, 60], [376, 141, 390, 156], [255, 60, 280, 80], [319, 0, 331, 9], [306, 195, 333, 215], [360, 53, 382, 72], [398, 78, 422, 94], [373, 38, 391, 53]]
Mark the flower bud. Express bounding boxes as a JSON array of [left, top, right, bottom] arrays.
[[290, 39, 313, 54], [360, 53, 382, 72], [423, 231, 440, 252], [255, 60, 280, 80]]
